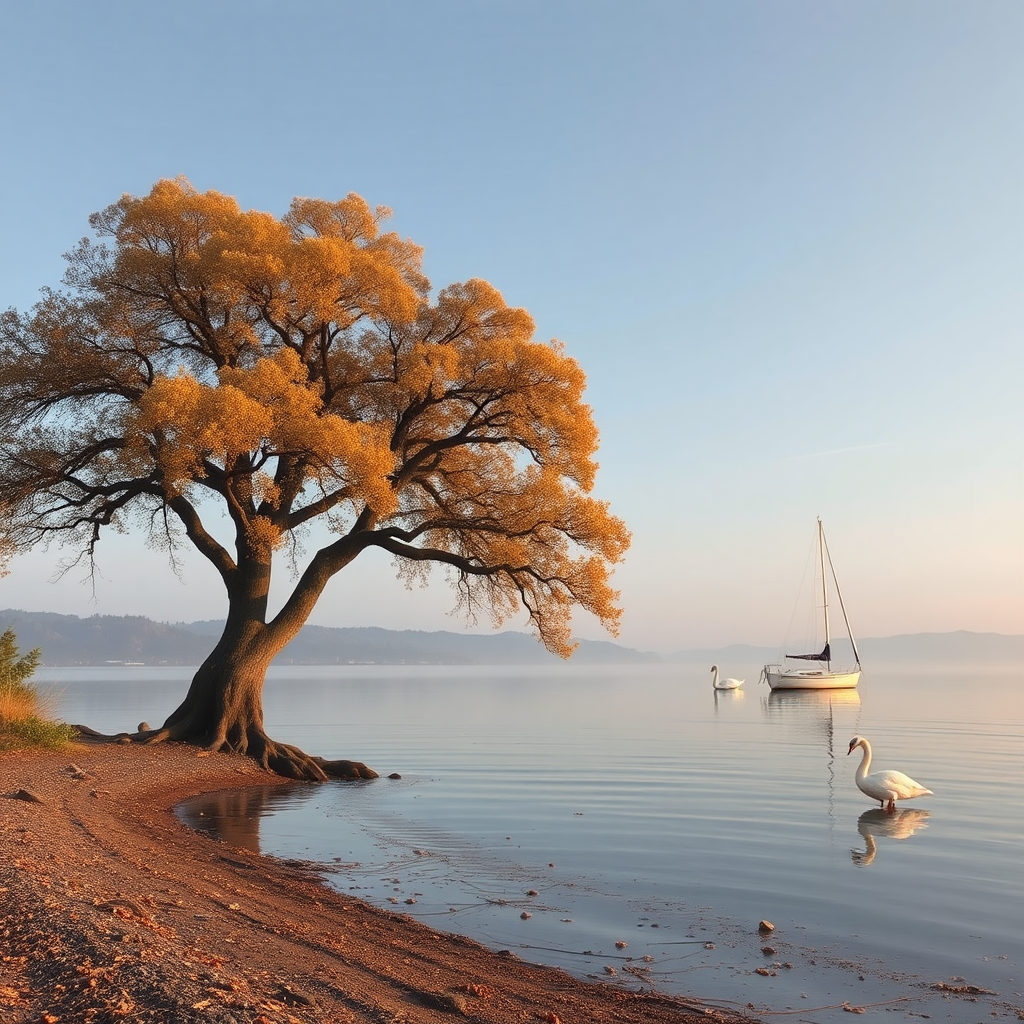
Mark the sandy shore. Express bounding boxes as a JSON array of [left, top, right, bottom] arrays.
[[0, 739, 757, 1023]]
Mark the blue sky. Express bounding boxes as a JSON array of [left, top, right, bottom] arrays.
[[1, 1, 1021, 653]]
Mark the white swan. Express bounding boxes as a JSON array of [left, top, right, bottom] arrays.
[[847, 736, 933, 812], [710, 664, 744, 690]]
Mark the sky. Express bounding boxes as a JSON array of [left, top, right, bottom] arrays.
[[0, 1, 1021, 654]]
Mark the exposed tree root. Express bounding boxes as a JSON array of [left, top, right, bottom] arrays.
[[70, 723, 377, 781], [311, 755, 381, 780]]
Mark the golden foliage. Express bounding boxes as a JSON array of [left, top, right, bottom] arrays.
[[1, 178, 629, 655], [126, 348, 397, 517]]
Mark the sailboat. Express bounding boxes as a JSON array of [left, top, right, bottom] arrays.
[[762, 519, 862, 690]]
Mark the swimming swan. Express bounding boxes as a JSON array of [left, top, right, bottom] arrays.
[[710, 665, 744, 690], [847, 735, 933, 812]]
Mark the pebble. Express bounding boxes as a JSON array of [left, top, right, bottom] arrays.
[[276, 982, 315, 1007], [11, 788, 44, 804]]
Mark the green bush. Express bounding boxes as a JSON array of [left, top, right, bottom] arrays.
[[0, 713, 78, 750], [0, 628, 77, 750], [0, 627, 40, 691]]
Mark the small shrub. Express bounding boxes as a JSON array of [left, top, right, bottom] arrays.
[[0, 628, 76, 751], [0, 714, 78, 750]]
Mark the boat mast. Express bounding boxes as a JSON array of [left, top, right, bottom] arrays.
[[821, 522, 862, 668], [818, 517, 830, 660]]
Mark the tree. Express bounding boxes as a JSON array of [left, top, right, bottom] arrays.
[[0, 628, 41, 692], [0, 178, 630, 779]]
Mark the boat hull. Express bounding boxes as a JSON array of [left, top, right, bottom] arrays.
[[764, 667, 860, 690]]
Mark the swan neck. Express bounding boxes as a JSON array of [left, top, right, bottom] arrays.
[[857, 740, 872, 779]]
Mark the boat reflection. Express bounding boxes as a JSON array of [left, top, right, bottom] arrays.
[[851, 807, 930, 867], [763, 687, 861, 717], [762, 689, 862, 825], [762, 688, 861, 745]]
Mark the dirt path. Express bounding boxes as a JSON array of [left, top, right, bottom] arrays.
[[1, 740, 757, 1023]]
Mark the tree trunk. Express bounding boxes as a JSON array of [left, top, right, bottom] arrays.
[[140, 612, 376, 782]]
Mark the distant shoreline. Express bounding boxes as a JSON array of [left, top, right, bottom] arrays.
[[2, 608, 1022, 667]]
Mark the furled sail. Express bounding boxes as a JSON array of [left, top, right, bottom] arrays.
[[786, 642, 831, 662]]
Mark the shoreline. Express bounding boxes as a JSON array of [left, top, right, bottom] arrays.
[[1, 740, 756, 1023]]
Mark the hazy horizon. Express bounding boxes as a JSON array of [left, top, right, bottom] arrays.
[[2, 3, 1021, 654], [3, 605, 1021, 662]]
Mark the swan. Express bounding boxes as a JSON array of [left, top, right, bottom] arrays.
[[710, 665, 744, 690], [847, 736, 933, 812]]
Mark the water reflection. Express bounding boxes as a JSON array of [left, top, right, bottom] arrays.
[[762, 689, 863, 825], [764, 687, 861, 737], [763, 686, 861, 718], [178, 785, 315, 853], [712, 686, 746, 712], [851, 807, 930, 867], [761, 689, 862, 750]]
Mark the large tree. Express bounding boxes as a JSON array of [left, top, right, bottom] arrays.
[[0, 179, 629, 779]]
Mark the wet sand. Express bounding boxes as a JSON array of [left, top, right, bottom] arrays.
[[0, 740, 757, 1023]]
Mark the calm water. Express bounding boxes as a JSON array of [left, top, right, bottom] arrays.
[[44, 661, 1022, 1022]]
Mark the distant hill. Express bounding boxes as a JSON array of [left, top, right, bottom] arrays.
[[0, 610, 658, 666], [857, 631, 1024, 664], [1, 610, 1019, 667], [668, 642, 778, 665], [669, 631, 1024, 665], [0, 610, 213, 666]]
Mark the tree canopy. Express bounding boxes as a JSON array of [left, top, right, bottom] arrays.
[[0, 178, 629, 777]]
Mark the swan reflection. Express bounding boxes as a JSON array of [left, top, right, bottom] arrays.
[[713, 685, 746, 712], [851, 807, 930, 867]]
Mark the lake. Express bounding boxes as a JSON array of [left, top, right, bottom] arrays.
[[43, 661, 1022, 1023]]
